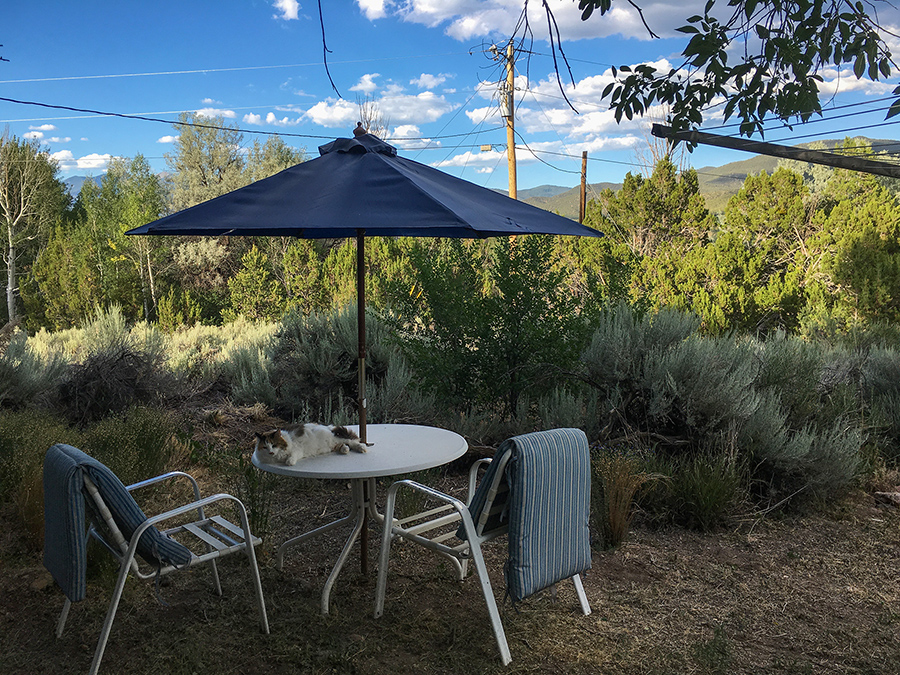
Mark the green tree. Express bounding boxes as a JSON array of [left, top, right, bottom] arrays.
[[0, 131, 69, 324], [165, 112, 245, 211], [223, 245, 286, 322], [27, 223, 100, 329], [243, 136, 307, 184], [74, 155, 168, 321], [803, 169, 900, 329]]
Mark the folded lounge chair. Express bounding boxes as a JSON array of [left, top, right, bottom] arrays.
[[43, 443, 269, 675], [374, 428, 592, 665]]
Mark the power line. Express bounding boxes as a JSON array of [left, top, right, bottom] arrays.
[[0, 53, 474, 85], [0, 95, 503, 143]]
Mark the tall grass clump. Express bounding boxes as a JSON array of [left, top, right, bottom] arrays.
[[591, 444, 656, 548]]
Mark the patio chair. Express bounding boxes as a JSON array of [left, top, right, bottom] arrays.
[[43, 443, 269, 675], [374, 428, 592, 665]]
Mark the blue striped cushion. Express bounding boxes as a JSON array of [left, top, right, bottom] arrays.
[[458, 442, 513, 540], [54, 445, 191, 569], [504, 428, 592, 602], [43, 444, 89, 602]]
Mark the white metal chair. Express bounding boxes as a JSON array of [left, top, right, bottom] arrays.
[[374, 428, 592, 665], [43, 443, 269, 675]]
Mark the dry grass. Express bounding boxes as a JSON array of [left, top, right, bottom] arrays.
[[2, 408, 900, 674]]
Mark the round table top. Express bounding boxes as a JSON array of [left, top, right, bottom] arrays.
[[251, 423, 469, 479]]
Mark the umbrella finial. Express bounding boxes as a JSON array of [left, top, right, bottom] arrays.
[[353, 122, 366, 137]]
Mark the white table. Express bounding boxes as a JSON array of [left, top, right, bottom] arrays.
[[252, 423, 468, 614]]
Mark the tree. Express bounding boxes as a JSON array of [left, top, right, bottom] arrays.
[[165, 112, 245, 210], [243, 135, 307, 184], [0, 131, 69, 323], [223, 245, 286, 322], [534, 0, 898, 138]]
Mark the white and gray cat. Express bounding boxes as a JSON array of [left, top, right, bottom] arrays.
[[254, 423, 372, 465]]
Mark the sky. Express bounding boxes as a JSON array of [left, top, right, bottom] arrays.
[[3, 0, 900, 193]]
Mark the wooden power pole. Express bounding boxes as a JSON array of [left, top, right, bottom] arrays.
[[579, 151, 587, 223], [504, 41, 517, 200]]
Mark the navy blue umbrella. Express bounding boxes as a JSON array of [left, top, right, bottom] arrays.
[[128, 133, 602, 439]]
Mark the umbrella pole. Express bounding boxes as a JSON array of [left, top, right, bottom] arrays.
[[356, 229, 367, 443], [357, 229, 369, 576]]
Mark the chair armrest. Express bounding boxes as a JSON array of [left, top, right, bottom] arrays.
[[126, 493, 255, 561], [467, 458, 492, 505], [387, 479, 467, 513], [127, 471, 202, 502]]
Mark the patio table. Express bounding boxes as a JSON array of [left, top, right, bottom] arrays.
[[252, 423, 468, 614]]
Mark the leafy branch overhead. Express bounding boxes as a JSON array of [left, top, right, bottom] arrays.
[[538, 0, 899, 138]]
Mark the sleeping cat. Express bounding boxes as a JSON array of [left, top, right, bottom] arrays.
[[254, 423, 372, 465]]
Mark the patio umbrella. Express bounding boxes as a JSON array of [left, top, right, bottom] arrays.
[[127, 133, 602, 441]]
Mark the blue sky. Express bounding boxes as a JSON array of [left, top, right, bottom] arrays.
[[3, 0, 900, 192]]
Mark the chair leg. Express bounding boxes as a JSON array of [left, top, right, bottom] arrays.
[[208, 558, 223, 596], [245, 544, 269, 634], [572, 574, 591, 615], [89, 555, 133, 675], [468, 539, 512, 666], [373, 484, 399, 619], [56, 598, 72, 638]]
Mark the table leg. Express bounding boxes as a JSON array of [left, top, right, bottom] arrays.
[[320, 478, 367, 614]]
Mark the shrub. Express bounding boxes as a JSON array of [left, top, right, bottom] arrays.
[[57, 339, 173, 426], [668, 452, 744, 531], [0, 331, 67, 408]]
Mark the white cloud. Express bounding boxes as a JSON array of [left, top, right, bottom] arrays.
[[379, 91, 456, 123], [50, 150, 74, 165], [816, 67, 895, 96], [51, 150, 113, 172], [47, 137, 71, 143], [411, 73, 449, 89], [195, 107, 237, 119], [157, 135, 178, 144], [266, 111, 300, 126], [77, 153, 113, 170], [432, 148, 505, 169], [243, 113, 264, 125], [202, 98, 222, 105], [273, 0, 300, 20], [29, 123, 56, 131], [23, 131, 43, 140], [385, 0, 702, 42], [389, 124, 438, 149], [357, 0, 392, 20], [306, 98, 360, 128], [350, 73, 381, 93]]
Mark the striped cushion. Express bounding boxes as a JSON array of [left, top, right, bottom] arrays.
[[43, 444, 89, 602], [54, 445, 191, 569], [458, 442, 513, 540], [504, 428, 592, 602]]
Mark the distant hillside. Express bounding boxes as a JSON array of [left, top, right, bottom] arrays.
[[63, 175, 96, 196], [524, 136, 899, 218], [521, 182, 622, 219]]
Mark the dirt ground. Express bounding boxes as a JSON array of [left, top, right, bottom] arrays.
[[3, 416, 900, 674]]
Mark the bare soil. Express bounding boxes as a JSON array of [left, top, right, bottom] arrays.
[[3, 410, 900, 674]]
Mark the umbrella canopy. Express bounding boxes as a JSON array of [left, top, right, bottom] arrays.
[[127, 134, 602, 239], [128, 133, 602, 440]]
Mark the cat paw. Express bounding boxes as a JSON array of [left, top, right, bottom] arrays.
[[286, 457, 297, 466], [338, 444, 350, 454]]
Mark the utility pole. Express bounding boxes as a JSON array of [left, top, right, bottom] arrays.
[[502, 41, 517, 200], [579, 151, 587, 224]]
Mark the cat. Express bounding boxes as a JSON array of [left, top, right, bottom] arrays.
[[254, 423, 372, 466]]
